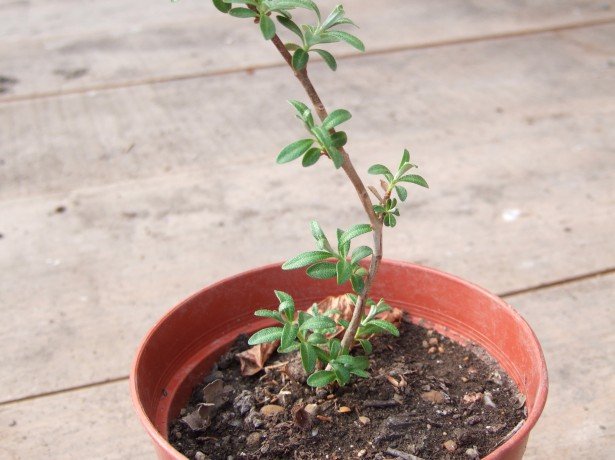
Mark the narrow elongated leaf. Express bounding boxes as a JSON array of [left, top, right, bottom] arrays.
[[212, 0, 232, 13], [275, 290, 293, 304], [229, 7, 257, 17], [254, 309, 284, 323], [331, 131, 347, 148], [313, 49, 337, 71], [259, 14, 276, 40], [395, 185, 408, 202], [359, 339, 373, 354], [282, 250, 331, 270], [276, 138, 314, 164], [313, 346, 331, 364], [288, 99, 310, 116], [336, 259, 352, 285], [320, 4, 344, 30], [368, 164, 392, 177], [285, 42, 300, 51], [276, 15, 303, 38], [328, 146, 343, 169], [399, 148, 410, 168], [302, 147, 321, 167], [307, 262, 337, 279], [322, 109, 352, 130], [273, 0, 320, 19], [331, 362, 350, 385], [325, 30, 365, 51], [368, 319, 400, 337], [307, 370, 336, 387], [300, 342, 317, 373], [328, 338, 341, 359], [350, 274, 364, 294], [300, 315, 336, 331], [292, 48, 309, 70], [307, 332, 327, 344], [248, 327, 283, 345], [398, 174, 429, 188], [350, 369, 370, 378], [339, 224, 372, 246], [281, 323, 299, 350], [351, 246, 372, 264]]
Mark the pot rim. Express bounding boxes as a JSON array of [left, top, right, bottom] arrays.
[[130, 259, 548, 459]]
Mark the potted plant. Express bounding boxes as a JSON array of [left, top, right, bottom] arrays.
[[131, 1, 548, 459]]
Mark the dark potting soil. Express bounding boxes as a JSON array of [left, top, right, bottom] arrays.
[[169, 318, 526, 460]]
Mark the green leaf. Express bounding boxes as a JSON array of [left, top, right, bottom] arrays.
[[212, 0, 231, 13], [285, 42, 300, 51], [248, 326, 283, 345], [307, 261, 337, 279], [310, 220, 325, 240], [324, 30, 365, 51], [322, 109, 352, 130], [398, 174, 429, 188], [350, 369, 370, 378], [288, 99, 310, 116], [368, 319, 400, 337], [331, 361, 350, 385], [274, 290, 293, 304], [359, 339, 373, 354], [273, 0, 320, 19], [336, 228, 350, 257], [335, 354, 369, 370], [329, 338, 341, 359], [320, 4, 345, 30], [368, 164, 393, 178], [313, 49, 337, 71], [339, 224, 372, 246], [328, 146, 344, 169], [313, 346, 331, 364], [336, 259, 352, 285], [350, 246, 372, 264], [300, 342, 317, 373], [350, 274, 364, 294], [292, 48, 309, 70], [330, 131, 347, 148], [383, 213, 397, 228], [281, 322, 299, 349], [282, 250, 331, 270], [395, 185, 408, 202], [259, 14, 276, 40], [337, 318, 349, 328], [399, 148, 410, 169], [276, 15, 303, 38], [307, 332, 327, 344], [229, 7, 257, 17], [307, 370, 336, 387], [276, 138, 314, 164], [300, 315, 337, 331], [254, 309, 284, 323], [302, 147, 321, 167]]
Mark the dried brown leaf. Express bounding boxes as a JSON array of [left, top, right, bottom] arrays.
[[236, 340, 279, 376]]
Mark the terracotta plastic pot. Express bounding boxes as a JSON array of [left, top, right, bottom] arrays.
[[130, 260, 548, 459]]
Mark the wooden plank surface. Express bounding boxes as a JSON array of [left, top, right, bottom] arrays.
[[0, 0, 614, 100], [510, 274, 615, 459], [1, 274, 611, 459], [0, 381, 154, 460], [1, 25, 614, 402], [2, 24, 614, 201]]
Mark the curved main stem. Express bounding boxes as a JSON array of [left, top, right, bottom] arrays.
[[271, 35, 383, 351]]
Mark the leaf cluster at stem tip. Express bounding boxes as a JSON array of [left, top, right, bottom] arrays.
[[282, 220, 372, 294], [212, 1, 364, 71], [248, 292, 398, 387], [276, 100, 350, 169], [368, 149, 429, 227]]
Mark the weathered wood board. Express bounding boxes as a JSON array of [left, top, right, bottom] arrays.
[[1, 25, 614, 402], [0, 0, 614, 100], [2, 24, 614, 200], [511, 274, 615, 460], [1, 275, 611, 459]]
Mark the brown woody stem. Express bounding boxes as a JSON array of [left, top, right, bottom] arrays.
[[270, 35, 383, 351]]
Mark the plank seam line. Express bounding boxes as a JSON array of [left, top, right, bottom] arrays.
[[1, 16, 614, 105], [1, 267, 613, 406], [499, 266, 615, 298], [0, 376, 128, 407]]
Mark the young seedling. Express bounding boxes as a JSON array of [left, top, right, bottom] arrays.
[[205, 0, 428, 386]]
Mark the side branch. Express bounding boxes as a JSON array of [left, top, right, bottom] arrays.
[[270, 34, 382, 351]]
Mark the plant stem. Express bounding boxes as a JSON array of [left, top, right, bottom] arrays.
[[270, 34, 383, 351]]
